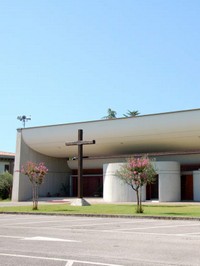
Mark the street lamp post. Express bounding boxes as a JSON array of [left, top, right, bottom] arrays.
[[17, 115, 31, 128]]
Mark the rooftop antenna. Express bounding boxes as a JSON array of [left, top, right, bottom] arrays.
[[17, 115, 31, 128]]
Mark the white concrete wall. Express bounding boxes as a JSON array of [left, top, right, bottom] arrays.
[[193, 170, 200, 201], [12, 129, 72, 201], [103, 161, 180, 202]]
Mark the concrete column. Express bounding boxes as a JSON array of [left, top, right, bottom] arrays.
[[103, 161, 180, 203], [193, 170, 200, 201], [156, 162, 180, 202], [12, 129, 26, 201], [103, 163, 146, 202]]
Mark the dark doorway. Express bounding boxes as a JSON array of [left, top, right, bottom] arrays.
[[146, 175, 159, 200], [181, 175, 193, 200], [72, 174, 103, 197], [71, 169, 103, 197]]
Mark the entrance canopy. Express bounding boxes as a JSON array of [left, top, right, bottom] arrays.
[[21, 109, 200, 158]]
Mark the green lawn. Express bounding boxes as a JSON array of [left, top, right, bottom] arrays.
[[0, 203, 200, 217]]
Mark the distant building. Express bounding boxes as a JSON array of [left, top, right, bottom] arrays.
[[12, 108, 200, 202], [0, 151, 15, 174]]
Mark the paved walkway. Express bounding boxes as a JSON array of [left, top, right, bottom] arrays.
[[0, 197, 105, 207], [1, 197, 200, 207]]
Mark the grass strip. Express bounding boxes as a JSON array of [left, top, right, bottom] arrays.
[[0, 203, 200, 217]]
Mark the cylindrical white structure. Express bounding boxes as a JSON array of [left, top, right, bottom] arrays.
[[103, 161, 180, 202], [103, 163, 146, 202], [156, 162, 180, 202], [193, 170, 200, 201]]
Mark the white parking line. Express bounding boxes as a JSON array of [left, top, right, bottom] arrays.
[[0, 235, 22, 239], [177, 231, 200, 237], [113, 222, 200, 231], [65, 260, 74, 266], [0, 253, 124, 266], [0, 235, 80, 242], [23, 236, 81, 242]]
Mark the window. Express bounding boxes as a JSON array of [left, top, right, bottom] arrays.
[[4, 165, 9, 172]]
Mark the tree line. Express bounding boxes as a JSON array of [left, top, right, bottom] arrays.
[[103, 108, 140, 119]]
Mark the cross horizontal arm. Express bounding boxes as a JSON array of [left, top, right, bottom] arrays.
[[65, 140, 96, 146]]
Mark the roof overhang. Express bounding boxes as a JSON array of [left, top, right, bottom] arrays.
[[21, 108, 200, 158]]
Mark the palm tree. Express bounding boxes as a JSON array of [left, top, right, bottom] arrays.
[[103, 108, 117, 119], [123, 110, 140, 117]]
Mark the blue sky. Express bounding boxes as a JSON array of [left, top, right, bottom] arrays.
[[1, 0, 200, 153]]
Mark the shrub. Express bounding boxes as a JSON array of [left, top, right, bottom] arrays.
[[0, 172, 13, 199]]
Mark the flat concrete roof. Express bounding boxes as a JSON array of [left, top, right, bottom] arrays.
[[20, 108, 200, 158]]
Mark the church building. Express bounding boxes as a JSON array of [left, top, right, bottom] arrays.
[[12, 108, 200, 202]]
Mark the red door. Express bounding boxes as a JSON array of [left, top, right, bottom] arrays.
[[72, 175, 103, 197], [146, 175, 159, 200], [181, 175, 193, 200]]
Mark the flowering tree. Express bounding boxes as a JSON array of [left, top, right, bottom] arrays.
[[21, 161, 48, 210], [115, 156, 156, 213]]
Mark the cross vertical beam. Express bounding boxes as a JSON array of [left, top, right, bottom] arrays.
[[65, 129, 95, 199], [78, 129, 83, 198]]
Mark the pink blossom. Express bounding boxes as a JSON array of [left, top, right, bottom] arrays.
[[21, 161, 48, 185]]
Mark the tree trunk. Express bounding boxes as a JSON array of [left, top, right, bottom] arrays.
[[139, 186, 143, 213], [32, 183, 38, 210], [35, 184, 38, 210], [32, 183, 35, 210], [136, 189, 140, 213]]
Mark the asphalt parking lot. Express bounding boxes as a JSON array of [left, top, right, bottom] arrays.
[[0, 214, 200, 266]]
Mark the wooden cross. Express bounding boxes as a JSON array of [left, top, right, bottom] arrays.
[[65, 129, 95, 198]]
